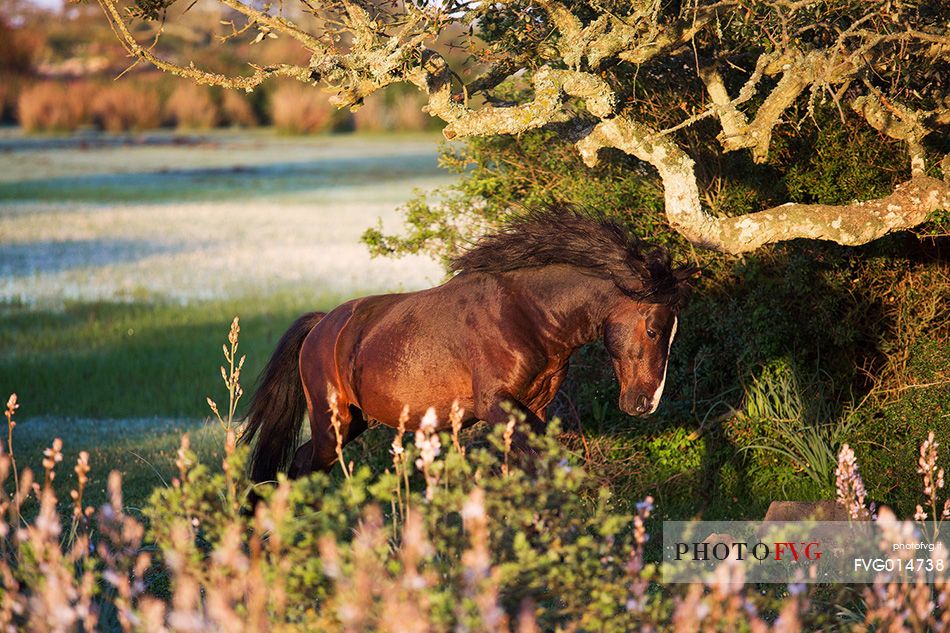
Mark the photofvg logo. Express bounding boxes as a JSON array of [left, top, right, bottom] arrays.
[[662, 521, 950, 584], [674, 538, 822, 563]]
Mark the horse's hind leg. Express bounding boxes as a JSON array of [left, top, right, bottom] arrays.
[[285, 386, 347, 477], [288, 440, 315, 478], [305, 402, 368, 474]]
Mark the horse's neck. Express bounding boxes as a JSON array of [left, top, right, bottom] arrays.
[[512, 266, 616, 351]]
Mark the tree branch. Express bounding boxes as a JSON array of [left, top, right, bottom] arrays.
[[852, 91, 930, 177], [701, 49, 836, 162], [98, 0, 313, 89], [413, 60, 615, 140], [576, 116, 950, 254]]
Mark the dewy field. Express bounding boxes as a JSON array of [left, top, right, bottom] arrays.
[[0, 129, 452, 506]]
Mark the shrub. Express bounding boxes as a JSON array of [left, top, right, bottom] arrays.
[[0, 17, 44, 76], [270, 83, 344, 134], [221, 89, 258, 127], [164, 83, 220, 129], [91, 82, 162, 132], [17, 81, 91, 132]]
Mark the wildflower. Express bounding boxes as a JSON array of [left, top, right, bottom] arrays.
[[915, 505, 927, 521], [4, 393, 17, 418], [788, 582, 806, 596], [42, 438, 64, 485], [419, 407, 438, 434], [71, 451, 90, 518], [461, 487, 486, 523], [633, 495, 654, 549], [918, 431, 943, 498], [835, 444, 868, 519], [415, 407, 441, 500], [227, 316, 240, 347], [449, 399, 465, 457], [414, 408, 442, 469], [502, 414, 517, 476]]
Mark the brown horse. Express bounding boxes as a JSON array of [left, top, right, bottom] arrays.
[[242, 210, 695, 483]]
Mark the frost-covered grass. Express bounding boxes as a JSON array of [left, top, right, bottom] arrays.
[[0, 130, 450, 304], [0, 130, 454, 506]]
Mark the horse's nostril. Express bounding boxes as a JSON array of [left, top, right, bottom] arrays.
[[636, 394, 648, 411]]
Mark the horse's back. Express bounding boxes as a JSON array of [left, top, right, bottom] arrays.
[[299, 277, 509, 427]]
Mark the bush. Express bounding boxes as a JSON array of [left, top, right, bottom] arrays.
[[17, 81, 91, 132], [164, 83, 220, 129], [92, 82, 162, 132]]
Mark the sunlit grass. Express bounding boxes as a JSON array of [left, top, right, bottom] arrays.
[[0, 291, 353, 418]]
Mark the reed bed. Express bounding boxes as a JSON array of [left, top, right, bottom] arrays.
[[164, 83, 220, 130], [13, 78, 435, 134], [17, 81, 91, 132], [270, 83, 347, 134], [92, 83, 162, 132]]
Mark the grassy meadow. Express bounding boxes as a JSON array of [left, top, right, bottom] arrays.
[[0, 128, 452, 508]]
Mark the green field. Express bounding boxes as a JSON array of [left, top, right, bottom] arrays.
[[0, 129, 453, 508]]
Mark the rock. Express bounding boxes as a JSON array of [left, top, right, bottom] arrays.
[[763, 500, 870, 521]]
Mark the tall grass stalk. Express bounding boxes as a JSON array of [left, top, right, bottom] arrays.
[[207, 317, 245, 508]]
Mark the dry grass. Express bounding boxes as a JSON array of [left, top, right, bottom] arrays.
[[92, 82, 162, 132], [221, 90, 258, 127], [17, 81, 91, 132], [13, 77, 432, 134], [270, 83, 340, 134], [353, 91, 431, 133], [165, 83, 221, 130], [17, 80, 165, 133]]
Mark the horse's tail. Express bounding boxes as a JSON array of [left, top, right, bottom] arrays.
[[242, 311, 326, 483]]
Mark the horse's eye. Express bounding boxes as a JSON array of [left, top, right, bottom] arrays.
[[646, 329, 658, 340]]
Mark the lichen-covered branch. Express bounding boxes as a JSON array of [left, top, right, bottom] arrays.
[[537, 0, 735, 69], [577, 116, 950, 254], [98, 0, 313, 89], [426, 65, 616, 140], [852, 92, 930, 177], [700, 49, 852, 162]]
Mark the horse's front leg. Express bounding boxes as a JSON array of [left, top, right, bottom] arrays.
[[475, 390, 548, 450]]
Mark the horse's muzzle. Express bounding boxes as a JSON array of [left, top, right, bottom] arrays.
[[620, 392, 653, 417]]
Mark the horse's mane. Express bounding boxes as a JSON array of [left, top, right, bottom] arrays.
[[449, 207, 696, 308]]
